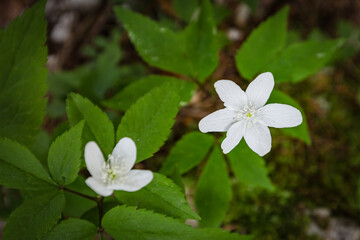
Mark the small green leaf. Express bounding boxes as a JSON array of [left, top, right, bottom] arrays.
[[160, 132, 214, 175], [43, 219, 98, 240], [3, 191, 65, 240], [102, 205, 249, 240], [66, 93, 114, 155], [172, 0, 198, 22], [0, 137, 55, 190], [183, 0, 219, 82], [115, 173, 200, 220], [236, 6, 289, 80], [228, 141, 274, 191], [116, 83, 181, 162], [195, 146, 231, 227], [266, 39, 344, 83], [48, 121, 84, 186], [0, 0, 47, 146], [103, 75, 195, 111], [268, 89, 311, 144], [115, 7, 192, 76]]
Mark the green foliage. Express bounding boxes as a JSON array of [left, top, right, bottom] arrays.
[[102, 205, 250, 240], [172, 0, 229, 25], [3, 191, 65, 240], [266, 39, 344, 82], [183, 0, 219, 82], [103, 75, 196, 111], [268, 90, 311, 144], [43, 219, 98, 240], [81, 199, 119, 226], [228, 186, 310, 240], [172, 0, 198, 22], [48, 122, 84, 186], [48, 31, 122, 103], [334, 20, 360, 60], [160, 132, 214, 175], [115, 173, 200, 220], [79, 32, 122, 102], [0, 0, 47, 146], [195, 146, 231, 228], [236, 6, 343, 83], [116, 83, 181, 162], [0, 137, 55, 190], [115, 7, 192, 76], [31, 130, 51, 164], [115, 0, 220, 81], [236, 6, 288, 80], [67, 93, 115, 156], [63, 176, 97, 218], [228, 141, 274, 191]]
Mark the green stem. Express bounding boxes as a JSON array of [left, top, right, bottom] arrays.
[[97, 196, 104, 228], [62, 187, 98, 202]]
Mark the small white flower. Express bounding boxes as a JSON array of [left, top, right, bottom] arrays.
[[84, 137, 153, 197], [199, 72, 303, 156]]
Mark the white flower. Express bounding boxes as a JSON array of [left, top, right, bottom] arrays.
[[199, 72, 303, 156], [84, 137, 153, 197]]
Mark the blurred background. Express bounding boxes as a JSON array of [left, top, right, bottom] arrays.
[[1, 0, 360, 239]]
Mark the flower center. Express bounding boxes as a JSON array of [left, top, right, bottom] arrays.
[[100, 154, 127, 184], [235, 105, 260, 128], [236, 105, 257, 120]]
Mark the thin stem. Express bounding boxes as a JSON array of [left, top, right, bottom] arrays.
[[62, 187, 98, 202], [97, 196, 104, 228]]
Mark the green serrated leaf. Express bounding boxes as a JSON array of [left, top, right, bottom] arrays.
[[102, 205, 249, 240], [103, 75, 195, 111], [43, 218, 98, 240], [115, 7, 192, 76], [0, 0, 47, 146], [183, 0, 219, 82], [268, 90, 311, 144], [266, 39, 344, 82], [66, 93, 114, 156], [195, 146, 231, 227], [236, 6, 289, 80], [228, 140, 274, 191], [3, 191, 65, 240], [160, 132, 214, 175], [0, 137, 55, 190], [48, 121, 84, 186], [115, 173, 199, 220], [116, 83, 181, 162]]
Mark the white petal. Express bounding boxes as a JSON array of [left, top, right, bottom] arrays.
[[258, 103, 303, 128], [199, 108, 236, 133], [214, 80, 248, 110], [246, 72, 274, 108], [112, 170, 153, 192], [85, 141, 105, 179], [244, 123, 272, 156], [85, 177, 113, 197], [112, 137, 137, 173], [221, 120, 246, 154]]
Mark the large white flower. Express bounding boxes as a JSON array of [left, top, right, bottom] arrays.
[[199, 72, 303, 156], [84, 137, 153, 197]]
